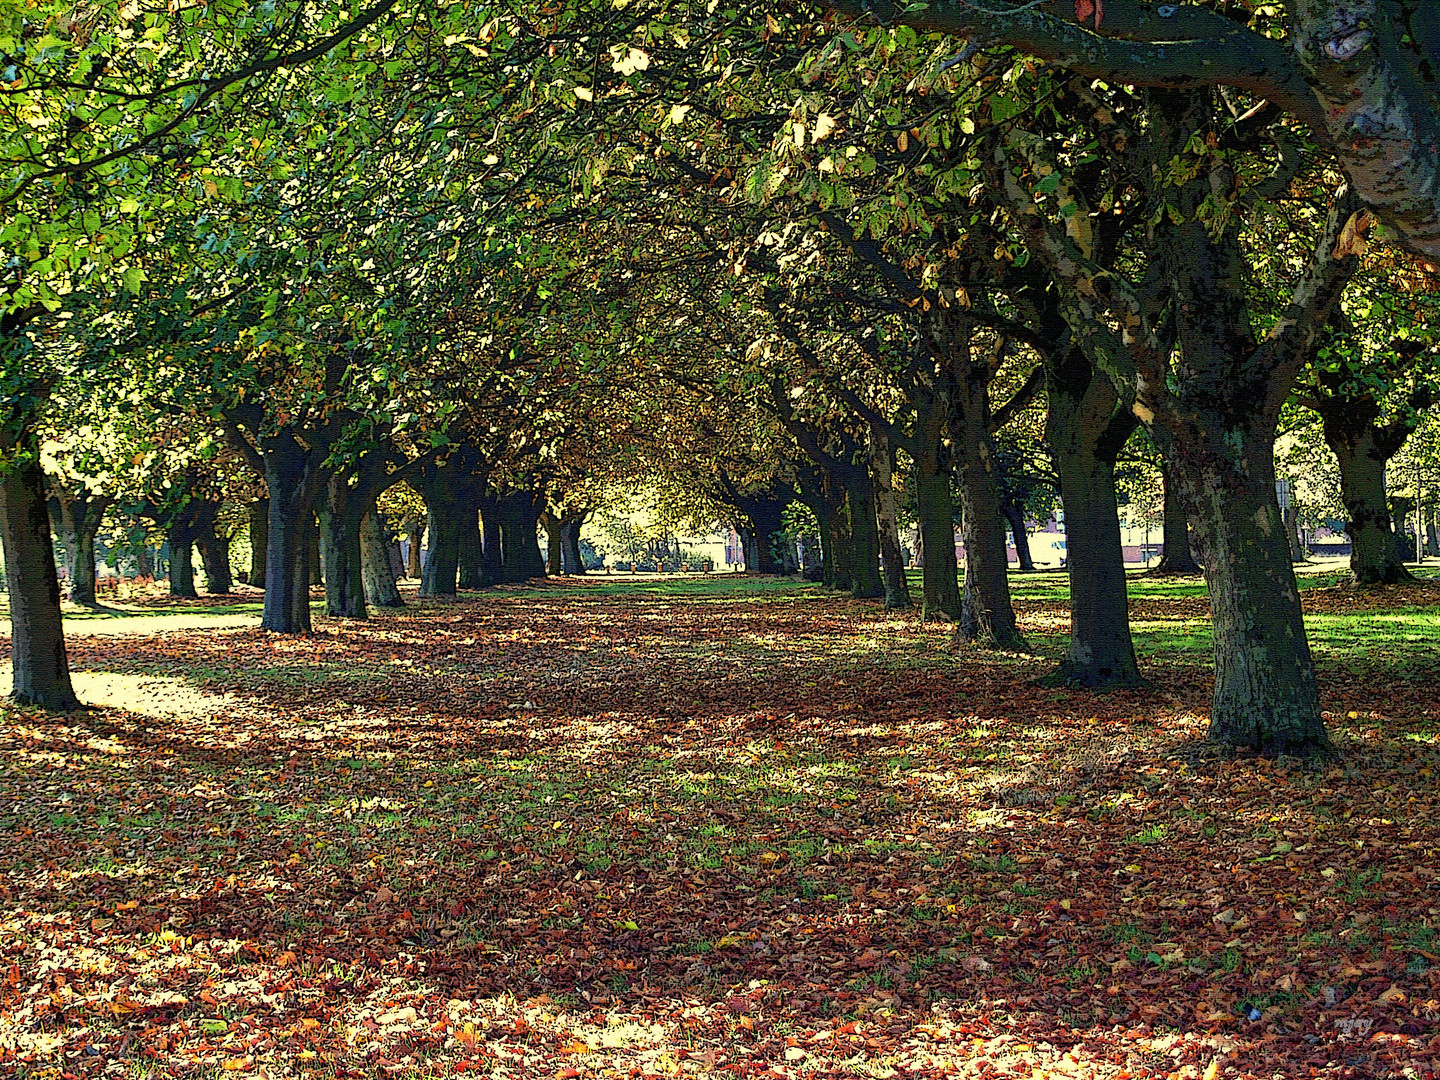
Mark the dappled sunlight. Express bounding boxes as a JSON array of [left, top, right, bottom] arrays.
[[1, 578, 1438, 1075]]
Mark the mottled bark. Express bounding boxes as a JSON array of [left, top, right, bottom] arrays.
[[541, 510, 564, 576], [406, 526, 423, 579]]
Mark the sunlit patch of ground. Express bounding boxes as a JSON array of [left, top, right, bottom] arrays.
[[0, 576, 1437, 1077]]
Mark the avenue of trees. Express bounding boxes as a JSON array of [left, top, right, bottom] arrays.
[[2, 0, 1439, 756]]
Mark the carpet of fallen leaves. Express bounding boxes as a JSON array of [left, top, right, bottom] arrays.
[[1, 575, 1439, 1080]]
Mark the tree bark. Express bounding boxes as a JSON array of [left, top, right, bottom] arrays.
[[420, 503, 461, 598], [248, 500, 268, 589], [406, 525, 423, 579], [361, 510, 405, 608], [1148, 458, 1203, 575], [196, 526, 233, 594], [257, 434, 326, 633], [318, 475, 367, 619], [478, 496, 504, 587], [168, 524, 199, 599], [952, 356, 1027, 650], [914, 470, 962, 621], [456, 497, 485, 589], [1045, 348, 1143, 687], [1, 447, 78, 707], [1001, 503, 1035, 573], [541, 510, 564, 575], [1181, 442, 1326, 753], [47, 488, 110, 607], [561, 516, 587, 574], [842, 464, 884, 600], [1332, 430, 1413, 584], [497, 490, 547, 582], [870, 427, 911, 609]]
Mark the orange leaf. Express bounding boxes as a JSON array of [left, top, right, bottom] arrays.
[[560, 1039, 592, 1054]]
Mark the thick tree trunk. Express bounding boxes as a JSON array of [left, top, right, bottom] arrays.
[[1, 449, 78, 707], [420, 504, 461, 597], [248, 500, 268, 589], [168, 526, 198, 599], [1001, 504, 1035, 572], [406, 526, 423, 579], [196, 528, 233, 594], [562, 519, 586, 574], [952, 372, 1026, 650], [318, 476, 367, 619], [1330, 422, 1413, 585], [843, 467, 884, 600], [739, 527, 759, 574], [308, 526, 322, 586], [136, 545, 154, 580], [1043, 348, 1143, 687], [870, 428, 911, 609], [498, 492, 547, 582], [361, 510, 405, 608], [1148, 460, 1203, 575], [260, 437, 322, 634], [914, 469, 962, 621], [1178, 446, 1327, 752], [821, 499, 854, 592], [478, 498, 504, 587], [1426, 506, 1439, 557], [541, 511, 564, 575], [47, 490, 109, 607], [456, 499, 485, 589]]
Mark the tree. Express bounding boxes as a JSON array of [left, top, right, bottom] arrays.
[[809, 0, 1440, 264]]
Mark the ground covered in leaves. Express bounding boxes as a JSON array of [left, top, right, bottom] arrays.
[[2, 572, 1439, 1079]]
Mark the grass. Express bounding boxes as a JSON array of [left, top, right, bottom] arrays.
[[0, 570, 1437, 1076]]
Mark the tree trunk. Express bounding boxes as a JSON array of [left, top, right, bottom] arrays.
[[168, 526, 198, 599], [562, 519, 587, 574], [870, 428, 911, 609], [498, 492, 547, 582], [1046, 363, 1142, 687], [196, 528, 233, 594], [1, 448, 78, 707], [248, 500, 268, 589], [318, 476, 367, 619], [136, 545, 154, 580], [843, 466, 884, 600], [542, 511, 564, 575], [952, 370, 1026, 650], [420, 503, 461, 597], [1179, 445, 1327, 752], [479, 498, 504, 587], [361, 510, 405, 608], [1001, 503, 1035, 573], [456, 498, 485, 589], [47, 490, 109, 607], [308, 526, 322, 586], [260, 435, 322, 634], [914, 470, 962, 621], [1330, 420, 1413, 585], [1148, 459, 1203, 575], [406, 526, 423, 579], [1426, 506, 1439, 557]]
